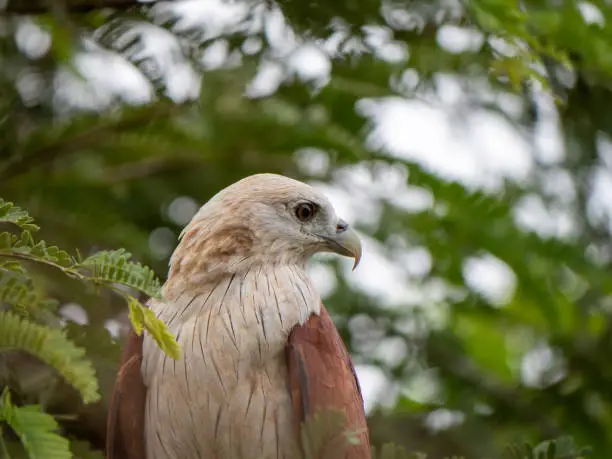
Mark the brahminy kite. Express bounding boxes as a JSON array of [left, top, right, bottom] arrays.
[[106, 173, 370, 459]]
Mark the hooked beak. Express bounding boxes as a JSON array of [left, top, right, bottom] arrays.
[[318, 219, 362, 270]]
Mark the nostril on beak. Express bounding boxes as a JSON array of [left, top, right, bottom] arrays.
[[336, 219, 349, 233]]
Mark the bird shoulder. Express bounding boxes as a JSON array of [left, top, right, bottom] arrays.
[[286, 305, 371, 459]]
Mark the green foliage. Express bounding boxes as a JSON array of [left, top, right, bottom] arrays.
[[0, 199, 178, 455], [2, 0, 612, 457], [296, 411, 590, 459], [77, 249, 162, 300], [503, 436, 592, 459], [0, 388, 71, 459], [127, 296, 180, 360], [0, 311, 99, 404], [0, 201, 39, 233], [0, 198, 177, 360], [469, 0, 571, 93], [368, 436, 591, 459]]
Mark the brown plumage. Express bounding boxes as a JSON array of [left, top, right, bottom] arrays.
[[106, 173, 370, 459], [287, 307, 369, 450], [106, 330, 146, 459]]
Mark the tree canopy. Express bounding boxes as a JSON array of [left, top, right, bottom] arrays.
[[0, 0, 611, 457]]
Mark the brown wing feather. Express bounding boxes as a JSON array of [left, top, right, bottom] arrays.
[[106, 329, 147, 459], [286, 305, 371, 458]]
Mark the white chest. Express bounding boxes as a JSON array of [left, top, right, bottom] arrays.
[[141, 265, 320, 459]]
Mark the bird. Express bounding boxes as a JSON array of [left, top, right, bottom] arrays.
[[106, 173, 370, 459]]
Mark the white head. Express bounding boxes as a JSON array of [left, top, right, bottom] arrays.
[[166, 174, 361, 289]]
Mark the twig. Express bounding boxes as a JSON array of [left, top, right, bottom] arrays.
[[0, 102, 183, 182], [99, 155, 202, 183]]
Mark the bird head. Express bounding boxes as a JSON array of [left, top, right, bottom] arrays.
[[168, 174, 362, 288]]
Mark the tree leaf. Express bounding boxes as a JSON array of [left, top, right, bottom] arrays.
[[78, 249, 162, 299], [0, 200, 39, 233], [0, 312, 100, 404], [0, 389, 71, 459], [127, 296, 180, 360]]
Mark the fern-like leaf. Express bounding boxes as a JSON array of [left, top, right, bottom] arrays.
[[78, 249, 162, 299], [128, 296, 180, 360], [25, 240, 75, 267], [0, 312, 100, 403], [0, 269, 58, 320], [0, 270, 38, 308], [0, 231, 75, 268], [0, 231, 19, 250], [0, 389, 71, 459], [0, 200, 39, 233]]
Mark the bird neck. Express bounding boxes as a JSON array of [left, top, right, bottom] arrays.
[[158, 262, 322, 331]]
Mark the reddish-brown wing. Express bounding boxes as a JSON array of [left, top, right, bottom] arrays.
[[106, 329, 147, 459], [286, 305, 371, 459]]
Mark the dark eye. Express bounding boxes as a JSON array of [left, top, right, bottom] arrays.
[[294, 202, 316, 222]]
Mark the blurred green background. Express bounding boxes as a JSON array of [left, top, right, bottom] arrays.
[[2, 0, 612, 457]]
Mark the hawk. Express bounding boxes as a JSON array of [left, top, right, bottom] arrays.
[[106, 173, 370, 458]]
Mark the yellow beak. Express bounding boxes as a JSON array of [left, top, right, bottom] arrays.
[[321, 223, 362, 270]]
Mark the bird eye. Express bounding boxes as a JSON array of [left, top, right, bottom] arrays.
[[294, 202, 316, 222]]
